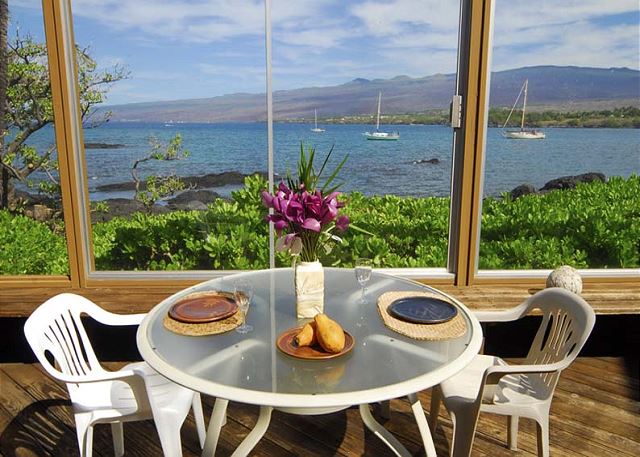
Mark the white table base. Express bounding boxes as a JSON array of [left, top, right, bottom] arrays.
[[201, 396, 437, 457]]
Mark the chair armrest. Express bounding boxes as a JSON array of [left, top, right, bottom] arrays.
[[473, 362, 566, 406], [482, 362, 563, 385], [474, 304, 528, 323], [89, 308, 147, 327], [108, 313, 147, 326], [54, 368, 137, 383], [55, 369, 152, 412]]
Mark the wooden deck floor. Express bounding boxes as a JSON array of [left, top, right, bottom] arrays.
[[1, 357, 638, 456]]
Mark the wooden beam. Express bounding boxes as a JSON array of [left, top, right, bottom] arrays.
[[1, 282, 637, 317]]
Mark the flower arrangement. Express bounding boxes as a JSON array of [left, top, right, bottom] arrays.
[[261, 144, 350, 262]]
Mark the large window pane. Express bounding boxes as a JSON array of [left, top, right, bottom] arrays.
[[0, 1, 69, 275], [70, 1, 268, 271], [479, 0, 640, 270], [272, 0, 461, 268]]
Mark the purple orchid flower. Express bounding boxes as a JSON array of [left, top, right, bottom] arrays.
[[301, 217, 321, 232], [261, 190, 273, 208], [336, 215, 350, 232], [285, 199, 305, 224]]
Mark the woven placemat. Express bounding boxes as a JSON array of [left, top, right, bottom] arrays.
[[163, 312, 243, 336], [377, 291, 467, 341], [163, 291, 243, 336]]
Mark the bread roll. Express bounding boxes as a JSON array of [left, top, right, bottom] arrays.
[[294, 321, 317, 347], [314, 313, 345, 353]]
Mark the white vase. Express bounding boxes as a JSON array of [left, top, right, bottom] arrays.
[[295, 260, 324, 318]]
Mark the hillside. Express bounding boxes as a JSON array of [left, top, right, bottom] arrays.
[[102, 66, 640, 123]]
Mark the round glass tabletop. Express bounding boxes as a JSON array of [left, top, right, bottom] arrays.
[[137, 268, 482, 409]]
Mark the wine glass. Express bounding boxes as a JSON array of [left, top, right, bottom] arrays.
[[355, 258, 373, 304], [234, 280, 254, 334]]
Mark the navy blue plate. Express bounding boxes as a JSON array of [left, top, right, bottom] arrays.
[[388, 296, 458, 324]]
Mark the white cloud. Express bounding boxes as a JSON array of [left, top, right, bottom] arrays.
[[197, 62, 265, 80], [350, 0, 459, 35], [491, 1, 640, 70], [494, 23, 640, 70], [494, 0, 638, 33], [12, 0, 639, 97], [275, 27, 355, 49], [68, 0, 265, 43]]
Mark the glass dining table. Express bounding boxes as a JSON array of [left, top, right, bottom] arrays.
[[137, 268, 482, 457]]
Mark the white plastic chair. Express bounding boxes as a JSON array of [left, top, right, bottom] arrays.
[[24, 293, 207, 457], [429, 287, 596, 457]]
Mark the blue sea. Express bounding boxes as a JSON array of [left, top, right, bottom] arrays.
[[28, 123, 640, 200]]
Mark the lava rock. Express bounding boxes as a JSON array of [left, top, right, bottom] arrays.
[[510, 183, 537, 200], [540, 172, 606, 192], [412, 158, 440, 165], [166, 189, 219, 211], [85, 142, 126, 149]]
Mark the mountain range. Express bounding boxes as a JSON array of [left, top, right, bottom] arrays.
[[102, 66, 640, 123]]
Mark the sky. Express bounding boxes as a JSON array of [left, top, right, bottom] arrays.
[[9, 0, 640, 105]]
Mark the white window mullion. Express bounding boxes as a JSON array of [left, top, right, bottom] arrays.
[[265, 0, 275, 269]]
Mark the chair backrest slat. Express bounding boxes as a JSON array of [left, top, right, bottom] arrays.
[[523, 288, 595, 394], [24, 294, 105, 381], [60, 309, 93, 376]]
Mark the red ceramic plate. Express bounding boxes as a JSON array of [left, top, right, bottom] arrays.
[[168, 292, 238, 324], [277, 327, 354, 360]]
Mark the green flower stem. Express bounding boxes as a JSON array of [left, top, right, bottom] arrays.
[[300, 231, 320, 262]]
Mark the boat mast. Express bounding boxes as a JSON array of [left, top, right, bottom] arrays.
[[314, 109, 318, 129], [521, 79, 528, 131], [376, 92, 381, 131]]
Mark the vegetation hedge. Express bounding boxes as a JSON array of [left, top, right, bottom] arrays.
[[0, 210, 69, 275], [1, 175, 638, 274]]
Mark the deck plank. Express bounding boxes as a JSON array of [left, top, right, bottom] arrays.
[[0, 357, 638, 456], [0, 366, 86, 457]]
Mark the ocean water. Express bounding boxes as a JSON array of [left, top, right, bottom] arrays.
[[26, 123, 640, 200]]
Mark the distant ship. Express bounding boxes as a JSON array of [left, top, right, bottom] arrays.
[[502, 79, 545, 139], [310, 109, 325, 133], [363, 92, 399, 140]]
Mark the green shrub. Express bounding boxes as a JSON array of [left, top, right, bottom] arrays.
[[1, 175, 638, 274], [479, 175, 640, 269], [0, 210, 69, 275], [92, 174, 270, 270]]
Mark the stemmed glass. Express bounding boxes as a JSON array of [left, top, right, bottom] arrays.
[[234, 280, 254, 334], [355, 258, 373, 304]]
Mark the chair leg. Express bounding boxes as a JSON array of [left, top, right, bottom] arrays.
[[75, 415, 93, 457], [428, 385, 442, 436], [508, 415, 519, 450], [450, 407, 481, 457], [535, 416, 550, 457], [192, 393, 207, 448], [111, 422, 125, 457]]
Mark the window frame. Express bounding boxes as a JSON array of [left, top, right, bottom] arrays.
[[2, 0, 637, 293], [469, 0, 640, 285]]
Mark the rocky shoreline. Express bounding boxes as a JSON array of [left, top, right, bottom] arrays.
[[509, 172, 606, 200], [95, 170, 268, 192], [12, 171, 608, 224]]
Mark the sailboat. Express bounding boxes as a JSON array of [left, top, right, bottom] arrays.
[[364, 92, 399, 140], [502, 79, 545, 139], [310, 109, 325, 133]]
